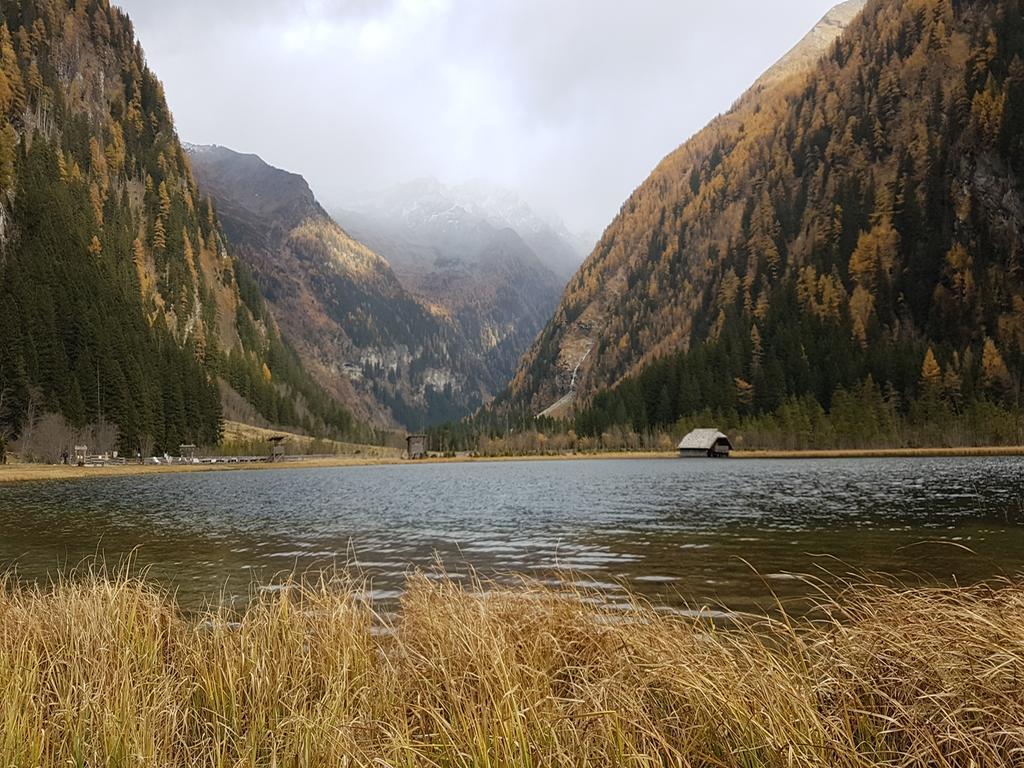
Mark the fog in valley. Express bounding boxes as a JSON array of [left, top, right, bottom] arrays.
[[115, 0, 840, 236]]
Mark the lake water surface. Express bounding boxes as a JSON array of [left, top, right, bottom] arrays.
[[1, 457, 1022, 613]]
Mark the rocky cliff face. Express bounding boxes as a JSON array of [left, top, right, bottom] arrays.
[[187, 146, 497, 429]]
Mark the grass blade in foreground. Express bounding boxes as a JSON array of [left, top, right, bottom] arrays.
[[0, 570, 1022, 766]]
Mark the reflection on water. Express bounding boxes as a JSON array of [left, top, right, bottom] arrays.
[[0, 457, 1022, 612]]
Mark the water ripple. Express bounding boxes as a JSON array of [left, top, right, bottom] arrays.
[[0, 456, 1021, 610]]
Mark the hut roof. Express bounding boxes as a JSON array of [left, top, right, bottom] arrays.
[[678, 429, 732, 451]]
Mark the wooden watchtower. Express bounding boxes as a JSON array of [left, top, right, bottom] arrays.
[[406, 434, 428, 460], [268, 435, 287, 463]]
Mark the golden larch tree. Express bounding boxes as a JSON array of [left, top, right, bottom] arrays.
[[919, 347, 943, 398], [981, 338, 1013, 402]]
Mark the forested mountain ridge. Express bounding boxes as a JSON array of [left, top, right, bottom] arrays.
[[187, 145, 497, 429], [334, 178, 574, 403], [507, 0, 1024, 444], [0, 0, 363, 457]]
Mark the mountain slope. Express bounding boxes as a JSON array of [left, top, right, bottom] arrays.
[[0, 0, 366, 457], [334, 179, 572, 394], [510, 0, 1024, 433], [187, 146, 495, 429]]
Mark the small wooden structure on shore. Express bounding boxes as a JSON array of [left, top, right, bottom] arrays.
[[678, 429, 733, 458], [268, 435, 287, 463], [406, 434, 428, 460]]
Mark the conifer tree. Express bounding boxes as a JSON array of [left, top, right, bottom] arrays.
[[0, 24, 25, 118], [981, 338, 1013, 405], [152, 215, 166, 253], [158, 180, 171, 219], [920, 348, 943, 398], [0, 122, 15, 189]]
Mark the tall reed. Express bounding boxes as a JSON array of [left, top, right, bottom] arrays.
[[0, 567, 1021, 766]]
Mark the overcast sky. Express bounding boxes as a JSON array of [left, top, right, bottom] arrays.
[[115, 0, 839, 235]]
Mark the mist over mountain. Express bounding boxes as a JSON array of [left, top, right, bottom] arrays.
[[337, 178, 589, 281], [334, 179, 588, 398]]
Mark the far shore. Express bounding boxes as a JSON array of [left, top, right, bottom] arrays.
[[0, 451, 678, 484], [1, 444, 1022, 484], [731, 445, 1024, 459]]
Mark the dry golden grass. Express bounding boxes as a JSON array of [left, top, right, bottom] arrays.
[[1, 567, 1022, 766], [0, 456, 399, 484], [219, 420, 403, 458], [0, 452, 667, 484]]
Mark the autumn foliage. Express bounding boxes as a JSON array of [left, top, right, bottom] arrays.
[[513, 0, 1024, 443], [0, 0, 370, 454]]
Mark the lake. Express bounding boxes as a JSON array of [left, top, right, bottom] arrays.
[[1, 457, 1022, 613]]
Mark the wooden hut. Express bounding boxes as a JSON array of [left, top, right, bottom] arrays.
[[406, 434, 428, 460], [678, 429, 733, 458]]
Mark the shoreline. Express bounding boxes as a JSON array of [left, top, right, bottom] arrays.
[[732, 445, 1024, 459], [0, 451, 679, 484], [1, 445, 1022, 483]]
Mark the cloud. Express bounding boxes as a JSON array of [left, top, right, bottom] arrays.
[[116, 0, 839, 233]]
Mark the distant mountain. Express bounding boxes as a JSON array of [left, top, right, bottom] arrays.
[[334, 178, 582, 398], [446, 179, 591, 280], [186, 145, 498, 429], [338, 178, 588, 281], [509, 0, 1024, 437]]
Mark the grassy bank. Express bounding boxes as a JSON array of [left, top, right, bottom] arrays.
[[0, 455, 406, 483], [0, 451, 681, 483], [217, 420, 405, 458], [1, 571, 1023, 766]]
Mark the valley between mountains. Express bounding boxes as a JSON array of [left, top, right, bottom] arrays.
[[1, 0, 1022, 459]]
